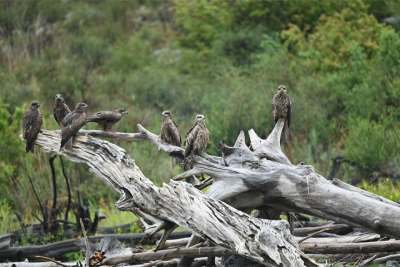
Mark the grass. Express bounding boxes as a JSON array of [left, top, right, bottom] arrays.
[[359, 178, 400, 201]]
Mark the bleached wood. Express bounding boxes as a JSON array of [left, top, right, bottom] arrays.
[[136, 122, 400, 238], [31, 130, 307, 267], [332, 178, 400, 207], [102, 246, 234, 265]]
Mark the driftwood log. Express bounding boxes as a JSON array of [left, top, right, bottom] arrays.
[[137, 120, 400, 238], [79, 122, 400, 240], [24, 107, 400, 266], [32, 129, 307, 267], [0, 232, 190, 261]]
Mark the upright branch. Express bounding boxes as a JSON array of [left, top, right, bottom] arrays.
[[32, 130, 307, 267]]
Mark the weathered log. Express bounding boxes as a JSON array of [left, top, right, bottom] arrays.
[[0, 234, 12, 250], [331, 178, 400, 208], [373, 253, 400, 264], [78, 130, 146, 142], [102, 246, 234, 265], [31, 130, 307, 267], [154, 120, 400, 238], [293, 224, 352, 237], [301, 240, 400, 254], [0, 262, 76, 267], [0, 232, 190, 261], [123, 258, 208, 267]]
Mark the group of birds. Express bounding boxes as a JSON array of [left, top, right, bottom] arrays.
[[22, 94, 129, 152], [22, 85, 291, 158]]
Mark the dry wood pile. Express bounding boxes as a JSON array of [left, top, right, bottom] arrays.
[[5, 95, 400, 267]]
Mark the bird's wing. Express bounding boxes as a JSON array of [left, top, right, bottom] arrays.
[[22, 110, 33, 134], [184, 125, 198, 156], [62, 111, 79, 126], [185, 123, 197, 139], [61, 113, 87, 148], [172, 119, 182, 145], [194, 127, 209, 153], [53, 110, 59, 124], [287, 96, 292, 128], [166, 121, 181, 146], [272, 93, 278, 122]]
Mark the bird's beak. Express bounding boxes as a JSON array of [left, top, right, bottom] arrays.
[[122, 110, 128, 115]]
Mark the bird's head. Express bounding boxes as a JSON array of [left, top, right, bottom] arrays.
[[195, 114, 205, 123], [277, 84, 287, 93], [30, 101, 40, 109], [115, 108, 128, 115], [75, 102, 88, 112], [162, 110, 172, 118], [55, 94, 65, 103]]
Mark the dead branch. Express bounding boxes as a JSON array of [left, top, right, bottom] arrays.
[[0, 233, 190, 261], [300, 240, 400, 254], [59, 157, 72, 228], [102, 246, 234, 266], [31, 130, 307, 267]]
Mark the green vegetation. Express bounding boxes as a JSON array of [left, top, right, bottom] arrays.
[[0, 0, 399, 238]]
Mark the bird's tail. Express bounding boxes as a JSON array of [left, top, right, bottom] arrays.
[[26, 142, 34, 153], [60, 138, 73, 150], [281, 120, 290, 144]]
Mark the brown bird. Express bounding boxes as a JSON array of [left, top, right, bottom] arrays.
[[160, 110, 181, 146], [184, 114, 209, 157], [60, 102, 88, 149], [272, 85, 291, 142], [88, 108, 128, 131], [22, 101, 43, 153], [53, 94, 71, 127]]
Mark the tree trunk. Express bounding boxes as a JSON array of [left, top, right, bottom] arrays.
[[32, 130, 307, 267], [167, 120, 400, 238]]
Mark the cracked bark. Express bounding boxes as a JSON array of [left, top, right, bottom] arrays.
[[31, 129, 307, 267]]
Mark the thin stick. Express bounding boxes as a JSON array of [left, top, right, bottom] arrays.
[[79, 219, 90, 267], [60, 157, 72, 227], [33, 256, 72, 267], [374, 253, 400, 264], [298, 223, 335, 243], [49, 155, 58, 214], [27, 175, 45, 222]]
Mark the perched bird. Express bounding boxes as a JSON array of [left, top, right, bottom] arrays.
[[184, 114, 209, 157], [272, 85, 291, 143], [160, 110, 181, 146], [53, 94, 71, 127], [22, 101, 43, 153], [60, 102, 88, 149], [87, 108, 128, 131]]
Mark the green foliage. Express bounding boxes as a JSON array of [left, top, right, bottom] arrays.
[[345, 119, 399, 171], [360, 179, 400, 201], [0, 200, 19, 234]]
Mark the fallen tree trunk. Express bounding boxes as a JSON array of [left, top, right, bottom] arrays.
[[0, 232, 191, 261], [83, 124, 400, 238], [32, 130, 307, 267], [301, 240, 400, 254], [102, 246, 234, 265], [160, 120, 400, 238]]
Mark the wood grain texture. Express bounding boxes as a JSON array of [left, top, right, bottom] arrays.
[[32, 130, 306, 267]]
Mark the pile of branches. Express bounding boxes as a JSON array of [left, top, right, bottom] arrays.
[[6, 99, 400, 266]]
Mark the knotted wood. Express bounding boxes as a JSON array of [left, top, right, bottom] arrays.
[[32, 130, 306, 267], [136, 119, 400, 238]]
